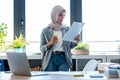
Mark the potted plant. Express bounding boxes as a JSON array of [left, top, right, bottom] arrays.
[[71, 42, 90, 55], [3, 33, 29, 52], [0, 23, 8, 52]]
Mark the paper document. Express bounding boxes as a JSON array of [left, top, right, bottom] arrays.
[[62, 22, 84, 42]]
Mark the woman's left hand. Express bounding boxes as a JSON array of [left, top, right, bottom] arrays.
[[74, 34, 80, 42]]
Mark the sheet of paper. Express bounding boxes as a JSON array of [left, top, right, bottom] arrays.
[[62, 22, 84, 42]]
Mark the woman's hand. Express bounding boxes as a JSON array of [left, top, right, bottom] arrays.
[[50, 35, 58, 44], [74, 34, 81, 46], [47, 35, 58, 48], [74, 34, 80, 42]]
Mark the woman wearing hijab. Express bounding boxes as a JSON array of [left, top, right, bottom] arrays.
[[40, 5, 80, 71]]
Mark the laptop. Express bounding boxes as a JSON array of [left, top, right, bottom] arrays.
[[6, 52, 48, 76]]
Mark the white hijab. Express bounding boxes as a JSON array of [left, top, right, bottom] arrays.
[[48, 5, 66, 30]]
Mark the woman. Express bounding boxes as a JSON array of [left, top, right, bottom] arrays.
[[40, 5, 80, 71]]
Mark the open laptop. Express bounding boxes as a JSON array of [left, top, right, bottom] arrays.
[[6, 52, 48, 76]]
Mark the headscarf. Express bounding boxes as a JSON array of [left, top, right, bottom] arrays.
[[48, 5, 66, 30]]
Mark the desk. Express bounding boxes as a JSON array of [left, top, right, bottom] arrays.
[[106, 54, 120, 62], [1, 71, 118, 80], [72, 54, 106, 71], [0, 53, 120, 71], [0, 53, 120, 61], [0, 54, 43, 60], [72, 53, 120, 71]]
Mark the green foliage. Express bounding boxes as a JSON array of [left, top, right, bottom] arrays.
[[74, 42, 90, 51], [7, 33, 29, 48], [0, 23, 8, 51], [2, 33, 29, 52]]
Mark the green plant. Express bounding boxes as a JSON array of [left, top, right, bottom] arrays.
[[2, 33, 29, 52], [0, 23, 8, 51], [74, 42, 90, 51], [8, 33, 29, 48]]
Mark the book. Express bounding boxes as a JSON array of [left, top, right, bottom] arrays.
[[104, 67, 120, 78], [108, 64, 120, 69]]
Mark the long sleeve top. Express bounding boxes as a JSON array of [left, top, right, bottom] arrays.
[[40, 26, 76, 71]]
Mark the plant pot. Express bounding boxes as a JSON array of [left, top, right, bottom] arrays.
[[71, 49, 89, 55], [14, 48, 25, 52]]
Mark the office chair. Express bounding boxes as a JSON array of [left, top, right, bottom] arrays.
[[82, 59, 99, 71]]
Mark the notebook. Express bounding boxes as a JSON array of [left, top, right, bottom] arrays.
[[6, 52, 48, 76]]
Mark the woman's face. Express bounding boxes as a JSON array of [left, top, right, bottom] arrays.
[[57, 10, 66, 23]]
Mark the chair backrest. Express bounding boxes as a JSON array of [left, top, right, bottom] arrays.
[[83, 59, 99, 71]]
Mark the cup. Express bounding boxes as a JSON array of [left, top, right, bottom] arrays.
[[98, 66, 104, 73], [53, 34, 60, 43]]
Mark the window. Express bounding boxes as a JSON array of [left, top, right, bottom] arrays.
[[26, 0, 70, 54], [0, 0, 13, 42], [82, 0, 120, 54]]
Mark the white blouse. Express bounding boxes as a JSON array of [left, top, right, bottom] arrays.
[[53, 30, 64, 52]]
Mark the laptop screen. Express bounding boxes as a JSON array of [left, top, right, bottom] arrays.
[[6, 52, 31, 76]]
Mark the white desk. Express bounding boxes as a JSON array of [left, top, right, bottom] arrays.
[[72, 54, 106, 62], [72, 54, 106, 71], [72, 53, 120, 71], [1, 53, 120, 61], [0, 53, 120, 71], [1, 71, 118, 80], [0, 53, 43, 60], [106, 54, 120, 62]]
